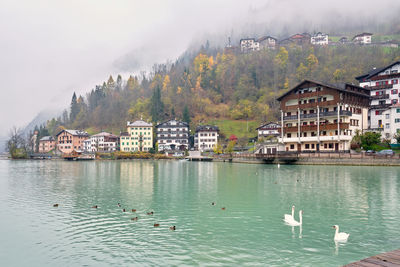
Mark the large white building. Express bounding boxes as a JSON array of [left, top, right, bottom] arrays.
[[256, 122, 281, 140], [311, 32, 329, 46], [120, 120, 153, 152], [257, 36, 277, 50], [356, 61, 400, 142], [83, 132, 119, 152], [240, 38, 260, 53], [277, 80, 370, 152], [352, 33, 372, 45], [194, 125, 219, 152], [156, 119, 189, 151]]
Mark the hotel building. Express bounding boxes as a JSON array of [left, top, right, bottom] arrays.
[[120, 120, 153, 152], [277, 80, 370, 152]]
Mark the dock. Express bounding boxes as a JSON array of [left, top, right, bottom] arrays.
[[344, 249, 400, 266]]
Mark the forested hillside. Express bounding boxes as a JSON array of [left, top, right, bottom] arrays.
[[45, 43, 400, 140]]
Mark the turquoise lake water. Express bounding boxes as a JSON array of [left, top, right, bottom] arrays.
[[0, 159, 399, 266]]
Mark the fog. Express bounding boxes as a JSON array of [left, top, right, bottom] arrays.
[[0, 0, 399, 139]]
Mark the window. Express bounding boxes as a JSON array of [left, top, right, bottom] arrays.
[[329, 143, 333, 149], [392, 89, 398, 95], [290, 144, 294, 149], [324, 143, 327, 148], [287, 133, 291, 138], [311, 144, 315, 149], [397, 108, 400, 113], [305, 144, 310, 149], [386, 123, 390, 129], [386, 114, 390, 119], [395, 119, 400, 123], [392, 99, 398, 105]]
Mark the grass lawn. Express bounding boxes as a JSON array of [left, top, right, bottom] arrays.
[[205, 118, 259, 139]]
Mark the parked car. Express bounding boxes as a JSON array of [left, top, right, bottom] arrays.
[[377, 149, 394, 156], [366, 150, 375, 154]]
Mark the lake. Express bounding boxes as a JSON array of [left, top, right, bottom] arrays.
[[0, 159, 399, 266]]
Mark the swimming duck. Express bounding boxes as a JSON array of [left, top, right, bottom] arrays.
[[211, 202, 215, 205], [154, 223, 160, 227], [122, 209, 126, 212], [117, 203, 121, 207], [147, 211, 154, 215], [132, 209, 136, 212], [221, 207, 226, 210], [170, 226, 176, 230], [131, 217, 138, 221], [92, 205, 98, 209], [53, 204, 59, 207]]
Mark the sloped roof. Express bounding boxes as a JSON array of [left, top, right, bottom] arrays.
[[276, 79, 370, 101], [256, 122, 281, 130], [91, 132, 118, 138], [352, 32, 373, 40], [127, 120, 152, 127], [39, 136, 55, 141], [195, 125, 219, 132], [257, 35, 277, 42], [156, 119, 189, 128], [355, 61, 400, 81], [56, 129, 89, 137]]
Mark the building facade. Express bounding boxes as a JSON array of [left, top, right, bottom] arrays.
[[258, 36, 277, 49], [38, 136, 56, 153], [240, 38, 260, 53], [256, 122, 281, 140], [56, 129, 89, 154], [85, 132, 119, 152], [277, 80, 370, 152], [311, 32, 329, 45], [356, 61, 400, 142], [156, 119, 189, 151], [119, 120, 153, 152], [352, 33, 372, 45], [194, 125, 219, 152]]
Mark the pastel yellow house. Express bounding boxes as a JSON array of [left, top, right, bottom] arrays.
[[120, 120, 153, 152]]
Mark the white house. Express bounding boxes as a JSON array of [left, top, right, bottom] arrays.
[[256, 122, 281, 140], [156, 119, 189, 151], [311, 32, 329, 46], [240, 38, 260, 53], [356, 61, 400, 142], [257, 36, 277, 49], [194, 125, 219, 152], [352, 33, 372, 45], [84, 132, 119, 152]]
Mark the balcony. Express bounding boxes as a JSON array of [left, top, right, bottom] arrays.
[[283, 110, 352, 121], [282, 122, 350, 133], [285, 90, 323, 100], [285, 100, 337, 110], [367, 84, 393, 90], [371, 94, 389, 100], [371, 103, 391, 109], [280, 135, 352, 143]]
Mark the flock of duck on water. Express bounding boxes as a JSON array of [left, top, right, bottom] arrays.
[[52, 203, 177, 231], [284, 205, 350, 242]]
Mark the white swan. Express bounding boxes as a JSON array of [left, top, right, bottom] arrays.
[[332, 225, 349, 241], [286, 210, 303, 226], [284, 205, 295, 223]]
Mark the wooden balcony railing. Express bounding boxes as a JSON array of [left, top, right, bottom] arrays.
[[282, 122, 350, 133]]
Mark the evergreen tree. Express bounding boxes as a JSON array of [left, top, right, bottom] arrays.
[[70, 92, 79, 123], [182, 105, 191, 125], [116, 74, 122, 91], [107, 75, 115, 90], [150, 85, 164, 123]]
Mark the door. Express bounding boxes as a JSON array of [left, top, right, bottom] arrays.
[[335, 143, 339, 151], [297, 144, 301, 152], [316, 143, 320, 152]]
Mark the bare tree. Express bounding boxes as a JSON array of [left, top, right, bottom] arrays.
[[6, 127, 28, 159]]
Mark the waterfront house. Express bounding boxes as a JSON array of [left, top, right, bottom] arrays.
[[120, 120, 153, 152], [38, 136, 56, 153], [194, 125, 219, 152], [356, 61, 400, 142], [311, 32, 329, 46], [277, 80, 370, 152], [257, 36, 277, 49], [352, 33, 372, 45], [156, 119, 189, 152], [240, 38, 260, 53], [56, 129, 89, 154], [85, 132, 119, 152], [256, 122, 281, 141]]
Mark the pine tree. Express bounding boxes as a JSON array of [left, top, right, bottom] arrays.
[[70, 92, 79, 123], [116, 74, 122, 91], [182, 105, 191, 125], [150, 85, 164, 123]]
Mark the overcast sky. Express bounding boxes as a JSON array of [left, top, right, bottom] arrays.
[[0, 0, 399, 137]]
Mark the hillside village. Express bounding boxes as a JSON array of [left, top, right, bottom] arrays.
[[27, 59, 400, 159]]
